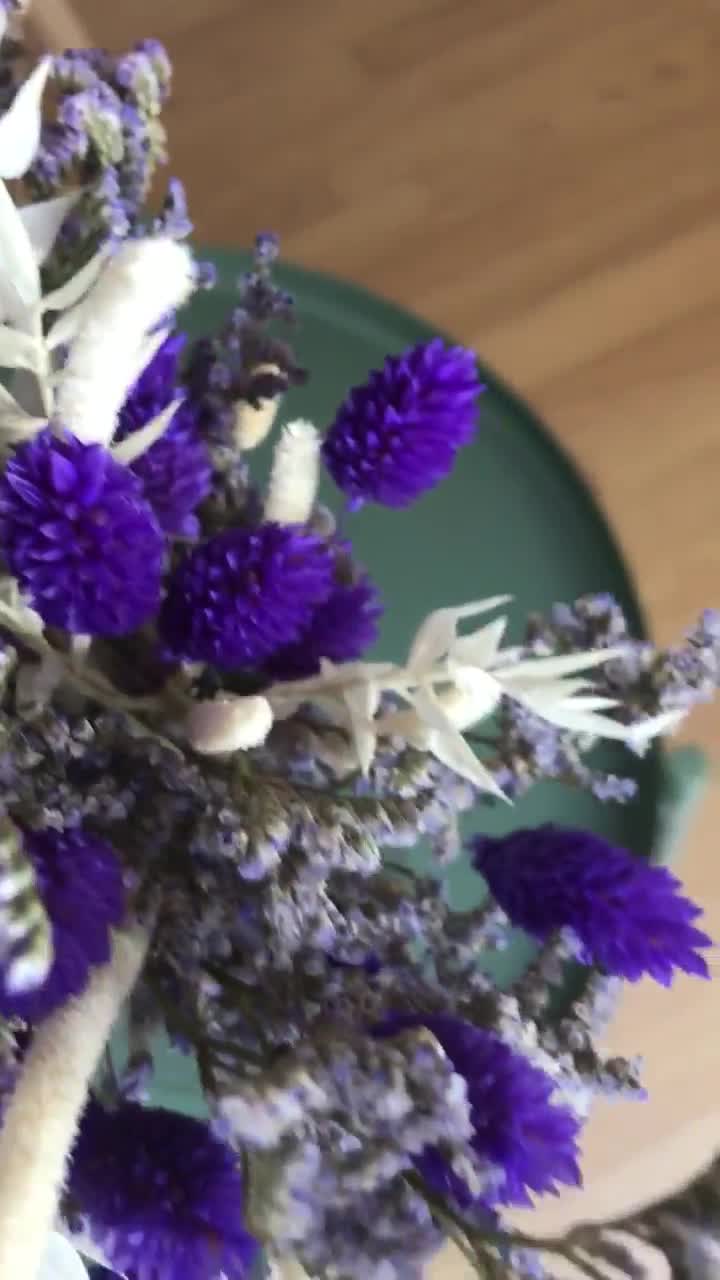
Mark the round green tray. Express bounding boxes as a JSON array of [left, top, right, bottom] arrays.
[[141, 251, 705, 1114]]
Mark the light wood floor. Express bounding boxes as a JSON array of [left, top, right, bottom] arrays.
[[34, 1, 720, 1273]]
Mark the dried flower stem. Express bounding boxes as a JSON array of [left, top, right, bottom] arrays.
[[0, 927, 148, 1279]]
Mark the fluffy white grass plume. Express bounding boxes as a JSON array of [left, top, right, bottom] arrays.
[[56, 239, 196, 447], [264, 418, 320, 525], [0, 929, 147, 1279]]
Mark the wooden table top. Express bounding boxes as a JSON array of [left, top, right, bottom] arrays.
[[33, 1, 720, 1272]]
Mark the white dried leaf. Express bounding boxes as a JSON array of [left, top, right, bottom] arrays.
[[497, 648, 626, 680], [451, 615, 508, 667], [434, 666, 503, 729], [41, 248, 107, 315], [19, 191, 81, 265], [0, 324, 42, 372], [342, 680, 380, 775], [428, 726, 508, 799], [0, 58, 51, 181], [0, 180, 40, 328], [407, 596, 512, 674], [112, 398, 182, 464]]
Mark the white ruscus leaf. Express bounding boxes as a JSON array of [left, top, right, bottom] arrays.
[[0, 180, 40, 328], [112, 398, 182, 464], [19, 191, 81, 265], [0, 58, 52, 181], [55, 239, 197, 446]]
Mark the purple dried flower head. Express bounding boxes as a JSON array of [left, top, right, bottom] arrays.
[[0, 429, 164, 635], [0, 826, 125, 1023], [375, 1014, 581, 1208], [69, 1100, 259, 1280], [472, 825, 712, 985], [159, 523, 335, 668], [322, 338, 483, 508], [117, 334, 212, 536], [264, 566, 382, 680]]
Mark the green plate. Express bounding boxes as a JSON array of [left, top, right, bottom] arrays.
[[141, 251, 703, 1114]]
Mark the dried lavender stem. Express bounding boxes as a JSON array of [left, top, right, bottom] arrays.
[[0, 927, 148, 1279]]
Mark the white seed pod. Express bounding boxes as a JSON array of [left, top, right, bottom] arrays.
[[264, 418, 320, 526], [232, 363, 282, 450], [186, 695, 274, 754]]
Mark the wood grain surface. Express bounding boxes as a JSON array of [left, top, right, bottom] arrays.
[[33, 1, 720, 1273]]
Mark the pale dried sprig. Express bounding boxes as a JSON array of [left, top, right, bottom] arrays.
[[0, 180, 107, 425], [268, 598, 684, 793]]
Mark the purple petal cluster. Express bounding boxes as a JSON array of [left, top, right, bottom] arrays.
[[0, 826, 125, 1023], [375, 1014, 581, 1208], [117, 335, 212, 536], [322, 338, 482, 508], [0, 429, 164, 635], [159, 523, 335, 669], [264, 571, 382, 680], [472, 825, 712, 985], [69, 1100, 258, 1280]]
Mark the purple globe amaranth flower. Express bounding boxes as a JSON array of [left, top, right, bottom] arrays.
[[0, 826, 125, 1023], [159, 522, 335, 669], [0, 429, 164, 635], [472, 825, 712, 986], [117, 333, 212, 536], [374, 1014, 581, 1208], [264, 571, 382, 680], [322, 338, 483, 508], [69, 1100, 258, 1280]]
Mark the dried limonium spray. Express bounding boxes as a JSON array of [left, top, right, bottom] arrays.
[[0, 14, 716, 1280]]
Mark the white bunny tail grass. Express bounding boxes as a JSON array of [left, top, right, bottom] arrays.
[[264, 419, 321, 526], [0, 927, 148, 1280], [55, 239, 196, 448]]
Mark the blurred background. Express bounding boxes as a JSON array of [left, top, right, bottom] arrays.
[[32, 0, 720, 1271]]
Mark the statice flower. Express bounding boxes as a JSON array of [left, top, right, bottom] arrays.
[[159, 523, 335, 668], [375, 1014, 582, 1208], [68, 1100, 259, 1280], [322, 338, 482, 508], [0, 826, 125, 1022], [25, 41, 179, 287], [264, 568, 383, 680], [0, 429, 164, 635], [493, 699, 639, 803], [527, 595, 720, 722], [117, 334, 212, 535], [298, 1179, 444, 1280], [472, 826, 712, 984]]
